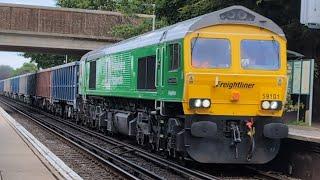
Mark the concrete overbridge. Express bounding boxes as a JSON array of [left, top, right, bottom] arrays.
[[0, 3, 149, 55]]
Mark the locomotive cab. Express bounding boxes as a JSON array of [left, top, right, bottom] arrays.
[[180, 9, 289, 164], [183, 25, 287, 117]]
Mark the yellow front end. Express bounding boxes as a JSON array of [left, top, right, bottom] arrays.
[[183, 24, 287, 117]]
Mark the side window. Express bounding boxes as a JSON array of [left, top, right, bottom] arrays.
[[89, 61, 96, 90], [137, 56, 156, 90], [169, 43, 180, 70]]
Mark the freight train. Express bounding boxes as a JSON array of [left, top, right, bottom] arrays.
[[0, 6, 289, 164]]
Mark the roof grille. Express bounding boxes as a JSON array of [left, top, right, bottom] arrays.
[[220, 9, 255, 21]]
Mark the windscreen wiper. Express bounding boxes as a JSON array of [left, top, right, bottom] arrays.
[[191, 33, 200, 55]]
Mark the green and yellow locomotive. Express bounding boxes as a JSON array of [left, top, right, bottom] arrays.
[[78, 6, 288, 164]]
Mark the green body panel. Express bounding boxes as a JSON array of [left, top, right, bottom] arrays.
[[79, 40, 184, 102]]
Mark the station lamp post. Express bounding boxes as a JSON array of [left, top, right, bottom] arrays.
[[142, 3, 156, 31]]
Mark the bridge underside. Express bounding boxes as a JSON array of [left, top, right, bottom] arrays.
[[0, 30, 115, 55]]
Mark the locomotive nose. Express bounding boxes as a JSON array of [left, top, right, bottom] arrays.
[[185, 115, 285, 164]]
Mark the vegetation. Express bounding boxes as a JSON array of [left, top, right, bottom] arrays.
[[111, 18, 167, 39], [0, 65, 13, 80], [287, 120, 308, 126], [0, 63, 38, 79], [57, 0, 155, 14], [22, 53, 80, 69], [11, 63, 38, 76]]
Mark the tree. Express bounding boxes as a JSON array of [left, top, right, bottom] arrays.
[[57, 0, 117, 10], [57, 0, 155, 14], [112, 18, 167, 39], [0, 65, 13, 80], [22, 53, 80, 69], [11, 63, 38, 76]]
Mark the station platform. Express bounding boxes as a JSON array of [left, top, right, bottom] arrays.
[[288, 125, 320, 143], [0, 107, 82, 180]]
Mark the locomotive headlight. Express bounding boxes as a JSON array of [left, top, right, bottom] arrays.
[[202, 99, 211, 108], [189, 99, 211, 109], [261, 101, 271, 110], [194, 99, 202, 108], [270, 101, 278, 110], [261, 100, 282, 110]]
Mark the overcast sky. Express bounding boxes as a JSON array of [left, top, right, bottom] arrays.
[[0, 0, 56, 68]]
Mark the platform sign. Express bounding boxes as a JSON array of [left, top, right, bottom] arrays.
[[287, 59, 314, 126], [288, 60, 313, 95], [287, 61, 293, 93]]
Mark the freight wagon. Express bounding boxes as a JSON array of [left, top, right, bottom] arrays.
[[51, 62, 79, 118], [0, 80, 4, 94], [18, 73, 36, 103], [27, 73, 36, 97], [10, 77, 19, 97], [19, 74, 28, 96], [2, 62, 80, 112], [35, 69, 52, 109], [3, 79, 10, 95]]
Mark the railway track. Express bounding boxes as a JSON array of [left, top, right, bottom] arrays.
[[0, 96, 220, 180], [246, 167, 294, 180]]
